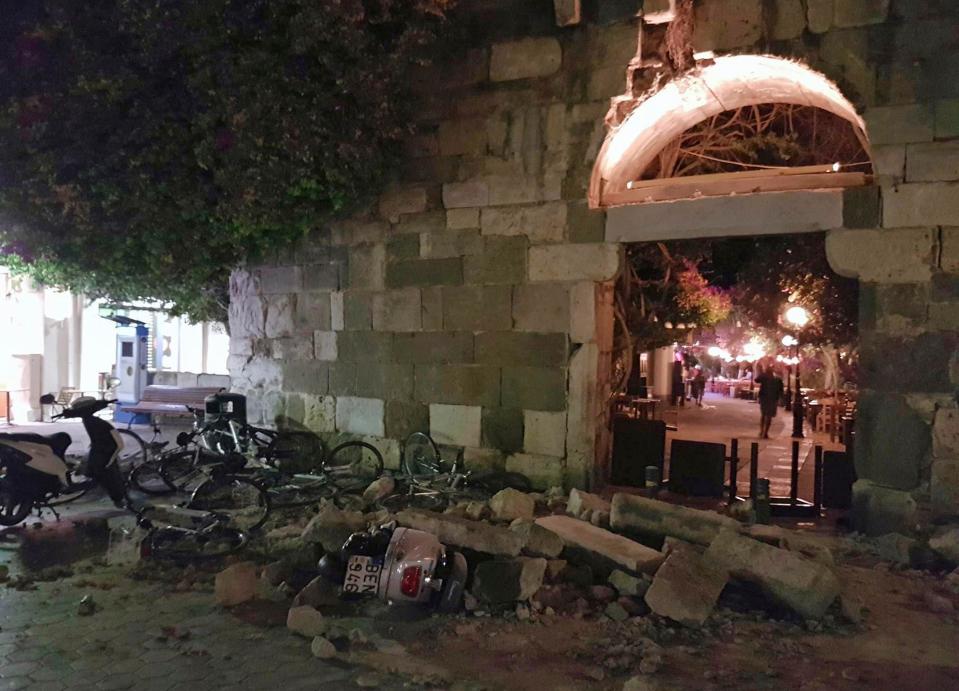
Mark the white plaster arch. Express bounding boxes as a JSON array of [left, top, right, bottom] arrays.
[[589, 55, 871, 208]]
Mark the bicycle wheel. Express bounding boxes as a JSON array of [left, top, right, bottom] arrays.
[[268, 476, 338, 509], [147, 525, 248, 561], [189, 475, 270, 531], [402, 432, 441, 477], [324, 441, 384, 491], [129, 460, 176, 495], [379, 490, 447, 514], [0, 480, 33, 526], [116, 429, 147, 475], [160, 449, 209, 493]]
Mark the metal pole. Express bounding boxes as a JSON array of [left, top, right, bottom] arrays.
[[813, 445, 824, 513], [729, 438, 739, 501], [790, 440, 800, 503], [750, 442, 759, 499], [791, 342, 804, 438]]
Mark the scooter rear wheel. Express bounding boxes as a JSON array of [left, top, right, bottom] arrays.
[[0, 480, 33, 526]]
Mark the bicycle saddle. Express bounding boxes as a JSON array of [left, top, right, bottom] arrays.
[[0, 432, 72, 459]]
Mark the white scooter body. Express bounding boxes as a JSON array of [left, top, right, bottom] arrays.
[[0, 440, 69, 486]]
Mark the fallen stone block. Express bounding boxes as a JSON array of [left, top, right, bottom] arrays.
[[567, 488, 610, 519], [536, 515, 666, 575], [287, 605, 328, 638], [875, 532, 918, 566], [362, 476, 396, 506], [610, 493, 740, 546], [511, 520, 564, 558], [608, 569, 650, 598], [705, 530, 841, 619], [311, 636, 337, 659], [293, 575, 342, 609], [396, 509, 524, 556], [489, 488, 535, 522], [930, 526, 959, 566], [472, 557, 547, 603], [214, 561, 257, 607], [301, 503, 366, 552], [644, 548, 727, 627]]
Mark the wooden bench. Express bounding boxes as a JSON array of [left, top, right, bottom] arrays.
[[120, 385, 224, 418]]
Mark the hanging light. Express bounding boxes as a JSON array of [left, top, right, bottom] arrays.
[[664, 321, 674, 329]]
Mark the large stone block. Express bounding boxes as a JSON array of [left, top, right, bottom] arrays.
[[933, 407, 959, 459], [536, 515, 666, 574], [430, 403, 482, 447], [353, 363, 414, 401], [770, 0, 807, 39], [906, 141, 959, 182], [553, 0, 581, 26], [264, 295, 296, 338], [826, 228, 935, 282], [931, 457, 959, 518], [386, 258, 463, 289], [842, 186, 881, 229], [567, 201, 605, 244], [864, 104, 935, 145], [645, 548, 728, 627], [302, 264, 340, 291], [414, 365, 501, 407], [372, 289, 423, 332], [393, 332, 474, 364], [438, 119, 487, 157], [854, 392, 929, 490], [513, 283, 570, 334], [482, 407, 525, 453], [480, 203, 567, 244], [442, 285, 513, 331], [524, 410, 567, 457], [386, 234, 420, 262], [385, 401, 429, 440], [313, 331, 338, 361], [475, 332, 568, 367], [936, 98, 959, 139], [501, 367, 567, 411], [610, 494, 740, 546], [379, 186, 428, 222], [348, 244, 386, 290], [833, 0, 890, 28], [271, 337, 313, 361], [692, 0, 763, 50], [330, 292, 345, 331], [871, 145, 906, 181], [569, 282, 597, 344], [259, 266, 302, 294], [487, 174, 561, 207], [464, 236, 528, 285], [850, 479, 918, 536], [296, 292, 332, 332], [229, 295, 266, 340], [422, 286, 443, 331], [705, 531, 840, 619], [529, 244, 620, 282], [342, 290, 373, 331], [463, 446, 507, 472], [447, 208, 481, 230], [506, 453, 566, 490], [335, 397, 385, 437], [806, 0, 833, 32], [281, 361, 329, 395], [303, 395, 336, 434], [443, 181, 490, 209], [422, 229, 484, 259], [336, 331, 393, 363], [396, 509, 524, 556], [860, 332, 958, 393], [490, 38, 562, 82]]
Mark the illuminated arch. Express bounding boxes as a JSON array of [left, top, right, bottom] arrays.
[[589, 55, 872, 208]]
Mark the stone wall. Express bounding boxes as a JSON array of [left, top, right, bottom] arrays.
[[228, 0, 959, 526]]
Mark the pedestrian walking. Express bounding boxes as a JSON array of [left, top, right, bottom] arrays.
[[755, 364, 784, 439]]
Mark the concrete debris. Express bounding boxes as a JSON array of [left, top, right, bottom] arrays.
[[875, 532, 917, 566], [362, 476, 396, 506], [489, 488, 535, 522], [287, 605, 328, 638], [604, 601, 630, 622], [567, 488, 610, 520], [644, 548, 728, 627], [929, 526, 959, 566], [396, 510, 524, 556], [545, 559, 568, 581], [661, 536, 697, 556], [839, 594, 865, 625], [471, 557, 547, 603], [536, 515, 666, 575], [465, 501, 488, 521], [610, 493, 740, 546], [608, 569, 650, 598], [311, 635, 338, 659], [705, 530, 840, 619], [214, 561, 258, 607], [261, 560, 287, 587], [293, 575, 341, 609], [590, 510, 611, 528], [300, 503, 366, 553], [510, 520, 564, 558]]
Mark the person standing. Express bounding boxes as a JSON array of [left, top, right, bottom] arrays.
[[692, 366, 706, 407], [671, 358, 685, 407], [755, 365, 784, 439]]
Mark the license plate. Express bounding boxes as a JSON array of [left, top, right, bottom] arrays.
[[343, 555, 381, 595]]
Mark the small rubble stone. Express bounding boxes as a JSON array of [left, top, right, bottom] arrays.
[[617, 596, 648, 618], [301, 504, 367, 552], [645, 548, 728, 627], [705, 530, 840, 619], [875, 532, 917, 566], [929, 526, 959, 566], [311, 635, 337, 659], [605, 601, 629, 622], [545, 559, 568, 581], [489, 488, 535, 522], [536, 515, 666, 574], [623, 676, 657, 691], [465, 501, 488, 521], [214, 562, 258, 607], [293, 576, 341, 609], [590, 585, 617, 602], [840, 594, 865, 625], [567, 488, 610, 520], [287, 605, 328, 638], [923, 590, 955, 613], [362, 476, 396, 506], [608, 570, 650, 598], [611, 493, 740, 546], [397, 509, 524, 556], [511, 520, 564, 558], [77, 595, 97, 616], [472, 557, 547, 604]]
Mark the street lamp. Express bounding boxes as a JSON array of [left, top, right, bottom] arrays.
[[781, 334, 798, 410], [784, 306, 810, 438]]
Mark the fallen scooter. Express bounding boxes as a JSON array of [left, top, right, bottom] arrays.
[[318, 521, 468, 613]]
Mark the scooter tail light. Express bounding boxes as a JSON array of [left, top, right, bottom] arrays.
[[400, 565, 422, 597]]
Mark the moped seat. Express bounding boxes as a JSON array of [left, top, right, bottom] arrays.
[[0, 432, 72, 460]]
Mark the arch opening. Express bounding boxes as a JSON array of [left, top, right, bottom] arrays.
[[589, 55, 874, 208]]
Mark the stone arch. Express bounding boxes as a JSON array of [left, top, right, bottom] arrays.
[[589, 55, 872, 208]]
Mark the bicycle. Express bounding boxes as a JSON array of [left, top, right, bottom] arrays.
[[379, 432, 532, 513]]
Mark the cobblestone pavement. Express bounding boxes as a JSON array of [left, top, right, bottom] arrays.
[[0, 560, 397, 691]]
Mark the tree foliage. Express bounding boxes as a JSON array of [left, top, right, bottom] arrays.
[[0, 0, 452, 322]]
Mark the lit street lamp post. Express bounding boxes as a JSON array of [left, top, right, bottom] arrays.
[[781, 335, 797, 411], [784, 306, 810, 439]]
